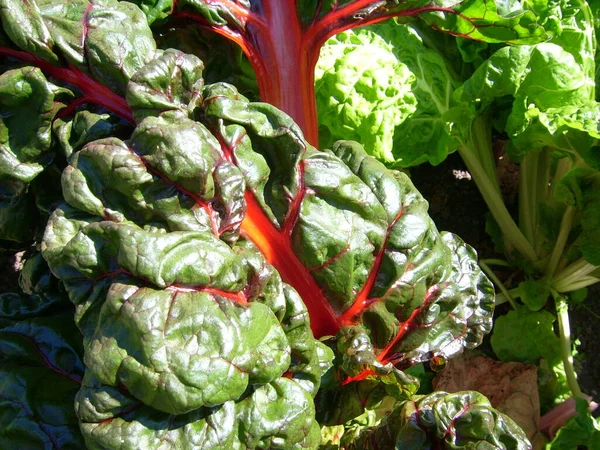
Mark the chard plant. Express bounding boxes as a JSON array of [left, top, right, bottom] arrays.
[[0, 0, 559, 449], [311, 0, 600, 433]]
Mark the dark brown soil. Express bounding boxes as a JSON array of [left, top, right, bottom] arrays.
[[571, 286, 600, 401]]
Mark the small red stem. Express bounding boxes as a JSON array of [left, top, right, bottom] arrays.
[[166, 285, 247, 304], [305, 4, 465, 54], [304, 0, 384, 48], [378, 285, 442, 364]]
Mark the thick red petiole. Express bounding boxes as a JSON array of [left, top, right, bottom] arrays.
[[240, 191, 340, 337]]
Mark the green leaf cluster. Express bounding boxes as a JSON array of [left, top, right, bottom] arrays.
[[0, 0, 554, 448]]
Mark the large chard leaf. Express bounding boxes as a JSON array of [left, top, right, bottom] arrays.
[[200, 82, 493, 354], [36, 45, 496, 447], [0, 2, 515, 447], [0, 0, 155, 95]]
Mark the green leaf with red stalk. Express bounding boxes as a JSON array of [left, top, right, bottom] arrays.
[[0, 0, 548, 447]]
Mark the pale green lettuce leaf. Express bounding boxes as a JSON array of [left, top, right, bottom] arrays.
[[315, 29, 417, 163], [316, 22, 467, 167]]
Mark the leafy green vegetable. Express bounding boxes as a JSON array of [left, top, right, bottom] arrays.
[[518, 279, 552, 311], [0, 0, 551, 447], [491, 309, 570, 410], [316, 23, 463, 167], [548, 397, 600, 449], [39, 63, 495, 444], [315, 30, 417, 163], [0, 253, 85, 448], [315, 0, 599, 434], [492, 309, 561, 365]]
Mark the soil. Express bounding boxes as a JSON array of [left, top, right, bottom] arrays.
[[1, 152, 597, 401], [410, 152, 600, 402]]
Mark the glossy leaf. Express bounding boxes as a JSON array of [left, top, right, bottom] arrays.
[[0, 67, 69, 242], [346, 391, 532, 449], [0, 1, 524, 447], [40, 52, 495, 446], [0, 302, 85, 449], [0, 0, 156, 94]]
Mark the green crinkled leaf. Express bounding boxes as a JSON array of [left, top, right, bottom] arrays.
[[0, 305, 85, 449], [346, 390, 531, 449], [316, 22, 464, 168], [40, 68, 495, 448], [43, 203, 331, 446], [201, 88, 493, 364], [455, 0, 598, 161], [458, 41, 591, 123], [0, 0, 156, 95], [77, 373, 320, 450], [0, 66, 71, 242], [0, 0, 532, 446], [128, 0, 175, 25], [155, 26, 258, 101], [456, 45, 536, 109], [0, 0, 160, 242], [0, 0, 57, 63], [509, 102, 600, 158], [0, 67, 70, 183], [127, 49, 205, 123], [42, 83, 334, 446], [53, 110, 129, 159], [377, 24, 463, 168]]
